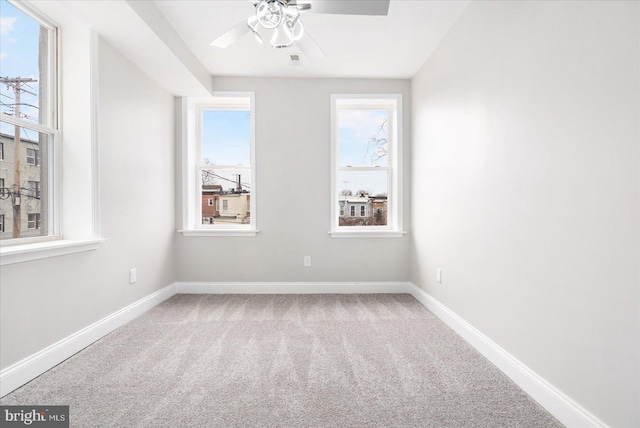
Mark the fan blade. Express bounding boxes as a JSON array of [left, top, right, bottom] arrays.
[[295, 31, 325, 61], [210, 20, 251, 48], [302, 0, 389, 16], [286, 0, 312, 11]]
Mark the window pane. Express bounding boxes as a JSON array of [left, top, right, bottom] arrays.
[[0, 124, 50, 239], [338, 170, 388, 227], [0, 0, 51, 125], [201, 168, 251, 226], [201, 110, 251, 165], [338, 109, 389, 167]]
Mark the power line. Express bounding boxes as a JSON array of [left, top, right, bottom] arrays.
[[202, 170, 251, 190]]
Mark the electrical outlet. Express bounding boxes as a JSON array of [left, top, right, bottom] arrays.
[[303, 256, 311, 267], [129, 268, 137, 284], [436, 268, 442, 283]]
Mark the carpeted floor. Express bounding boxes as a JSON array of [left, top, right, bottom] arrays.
[[1, 294, 563, 427]]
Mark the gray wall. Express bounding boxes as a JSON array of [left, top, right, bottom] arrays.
[[175, 77, 411, 283], [410, 1, 639, 426], [0, 37, 177, 369]]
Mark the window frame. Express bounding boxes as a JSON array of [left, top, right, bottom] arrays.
[[330, 94, 404, 238], [181, 92, 257, 237], [0, 0, 60, 247]]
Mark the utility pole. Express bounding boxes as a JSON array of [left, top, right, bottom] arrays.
[[1, 76, 38, 238]]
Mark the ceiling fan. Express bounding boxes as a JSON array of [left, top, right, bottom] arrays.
[[210, 0, 390, 61]]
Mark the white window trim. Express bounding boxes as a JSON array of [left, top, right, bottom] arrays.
[[0, 1, 59, 247], [330, 94, 405, 238], [180, 92, 257, 237], [0, 3, 104, 264]]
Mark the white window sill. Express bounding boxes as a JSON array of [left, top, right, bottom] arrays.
[[329, 230, 406, 238], [0, 238, 106, 266], [179, 229, 258, 237]]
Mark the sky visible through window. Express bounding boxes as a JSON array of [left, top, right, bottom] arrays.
[[201, 109, 252, 191], [1, 0, 41, 136], [338, 108, 389, 196], [202, 110, 251, 165]]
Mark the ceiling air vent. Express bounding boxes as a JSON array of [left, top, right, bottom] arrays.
[[289, 53, 301, 65]]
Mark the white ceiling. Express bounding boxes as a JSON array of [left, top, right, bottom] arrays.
[[153, 0, 470, 79]]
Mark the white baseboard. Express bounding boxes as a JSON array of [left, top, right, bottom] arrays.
[[176, 281, 412, 294], [407, 283, 608, 428], [0, 283, 177, 397]]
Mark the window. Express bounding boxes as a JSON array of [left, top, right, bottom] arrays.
[[0, 1, 103, 265], [0, 214, 4, 233], [207, 198, 213, 206], [0, 178, 5, 197], [27, 213, 40, 229], [28, 181, 40, 198], [331, 95, 403, 237], [26, 148, 39, 166], [0, 0, 57, 243], [182, 93, 256, 236], [215, 199, 219, 211]]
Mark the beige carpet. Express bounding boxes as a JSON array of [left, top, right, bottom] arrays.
[[1, 294, 563, 427]]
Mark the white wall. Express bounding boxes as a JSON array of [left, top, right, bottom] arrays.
[[0, 35, 176, 370], [410, 1, 639, 427], [176, 77, 411, 283]]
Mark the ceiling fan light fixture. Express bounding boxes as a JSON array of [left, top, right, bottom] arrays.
[[256, 0, 283, 29], [211, 0, 388, 60], [249, 0, 305, 49]]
